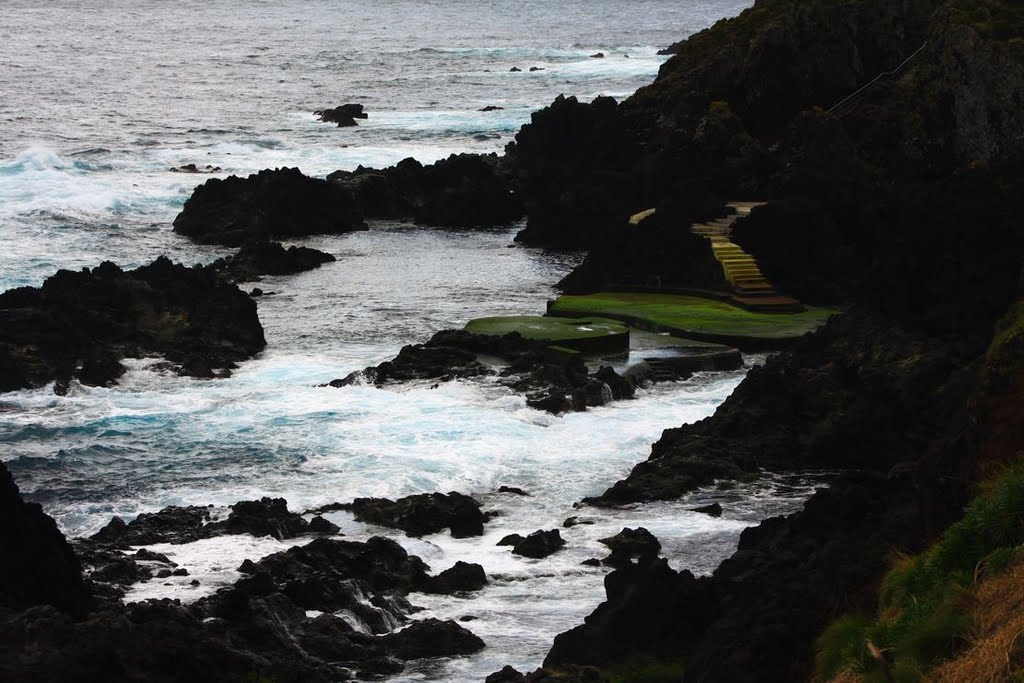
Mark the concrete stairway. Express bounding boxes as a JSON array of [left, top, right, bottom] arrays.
[[691, 202, 803, 312]]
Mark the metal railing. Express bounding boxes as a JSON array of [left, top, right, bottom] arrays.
[[828, 41, 929, 115]]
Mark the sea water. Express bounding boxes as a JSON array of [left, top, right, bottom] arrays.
[[0, 1, 827, 679]]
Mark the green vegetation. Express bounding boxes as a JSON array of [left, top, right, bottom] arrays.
[[548, 292, 833, 344], [815, 463, 1024, 681], [464, 315, 629, 353], [985, 299, 1024, 382]]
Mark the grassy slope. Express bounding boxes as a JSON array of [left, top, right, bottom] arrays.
[[816, 298, 1024, 683], [816, 462, 1024, 682], [549, 292, 835, 340]]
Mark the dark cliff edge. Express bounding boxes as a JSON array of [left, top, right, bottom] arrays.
[[501, 0, 1024, 681]]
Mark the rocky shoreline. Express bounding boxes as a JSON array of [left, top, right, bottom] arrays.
[[3, 0, 1024, 681]]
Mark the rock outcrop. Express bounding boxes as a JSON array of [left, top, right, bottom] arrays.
[[207, 241, 335, 283], [329, 153, 522, 228], [0, 257, 266, 393], [328, 328, 638, 414], [314, 103, 368, 127], [173, 167, 367, 246], [340, 492, 487, 538], [0, 461, 93, 617], [0, 469, 485, 682]]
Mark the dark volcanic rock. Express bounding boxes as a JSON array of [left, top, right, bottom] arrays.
[[503, 353, 636, 414], [0, 257, 266, 393], [598, 527, 661, 568], [170, 163, 222, 173], [90, 498, 318, 548], [208, 241, 336, 283], [558, 203, 728, 293], [0, 461, 92, 616], [344, 492, 486, 538], [315, 103, 368, 127], [90, 506, 214, 547], [508, 94, 642, 249], [510, 529, 565, 559], [76, 545, 152, 587], [331, 327, 639, 414], [329, 153, 522, 228], [420, 561, 488, 595], [498, 485, 530, 496], [497, 534, 524, 547], [486, 665, 526, 683], [587, 309, 975, 506], [308, 515, 340, 535], [210, 497, 311, 540], [379, 618, 485, 659], [691, 503, 723, 517], [173, 167, 367, 246], [544, 559, 715, 669], [0, 466, 487, 682], [77, 352, 126, 388], [330, 342, 490, 386], [223, 536, 429, 614]]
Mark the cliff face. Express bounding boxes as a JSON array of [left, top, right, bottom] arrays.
[[508, 0, 948, 253], [522, 1, 1024, 681], [0, 461, 92, 617], [630, 0, 941, 137]]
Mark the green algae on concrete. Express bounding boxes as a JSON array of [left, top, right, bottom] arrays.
[[464, 315, 629, 354], [547, 292, 835, 349]]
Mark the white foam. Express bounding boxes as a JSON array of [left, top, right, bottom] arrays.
[[123, 533, 309, 603]]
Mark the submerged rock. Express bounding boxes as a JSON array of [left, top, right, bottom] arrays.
[[330, 343, 490, 386], [170, 163, 222, 173], [208, 241, 336, 282]]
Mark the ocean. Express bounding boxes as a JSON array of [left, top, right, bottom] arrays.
[[0, 1, 824, 678]]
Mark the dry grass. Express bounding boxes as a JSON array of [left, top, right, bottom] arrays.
[[929, 556, 1024, 682]]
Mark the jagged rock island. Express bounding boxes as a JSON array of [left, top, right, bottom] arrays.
[[1, 0, 1023, 682]]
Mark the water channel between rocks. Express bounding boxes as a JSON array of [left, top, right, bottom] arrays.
[[1, 225, 825, 680]]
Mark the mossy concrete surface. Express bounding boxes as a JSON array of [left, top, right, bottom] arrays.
[[548, 292, 835, 349], [464, 315, 629, 354]]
